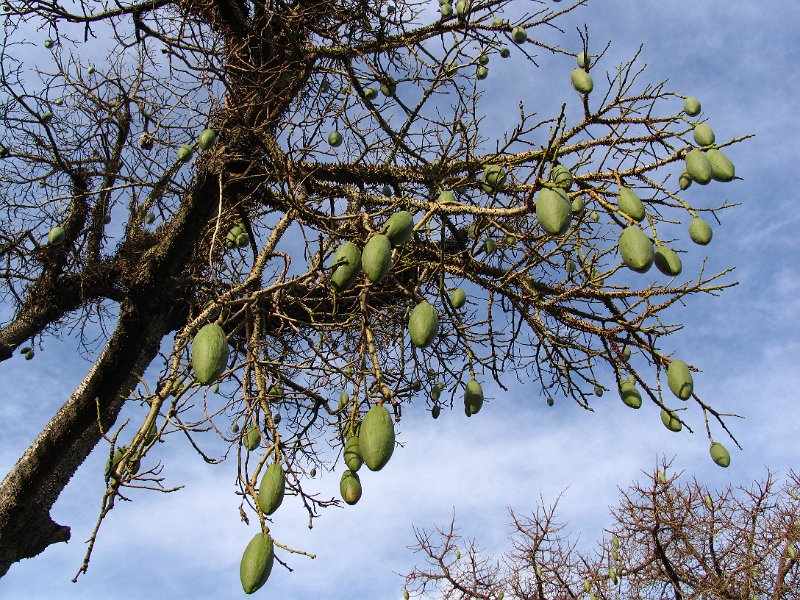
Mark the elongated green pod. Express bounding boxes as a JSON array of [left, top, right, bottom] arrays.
[[257, 463, 285, 516], [361, 234, 392, 283], [618, 226, 654, 273], [709, 441, 730, 467], [359, 405, 395, 471], [685, 149, 712, 184], [409, 301, 439, 348], [654, 245, 682, 276], [571, 68, 593, 94], [340, 469, 362, 505], [689, 217, 713, 245], [240, 533, 274, 594], [464, 379, 484, 415], [330, 242, 362, 291], [536, 188, 571, 235], [617, 187, 645, 222], [667, 359, 693, 400]]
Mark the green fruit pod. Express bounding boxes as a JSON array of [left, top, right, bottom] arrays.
[[660, 408, 683, 432], [499, 47, 510, 58], [440, 3, 453, 17], [688, 217, 713, 245], [328, 131, 343, 147], [338, 391, 350, 411], [535, 188, 571, 235], [619, 381, 642, 409], [330, 241, 362, 291], [449, 288, 466, 309], [654, 245, 682, 276], [571, 68, 593, 94], [511, 27, 527, 44], [590, 210, 599, 223], [483, 164, 507, 188], [478, 53, 489, 66], [47, 226, 65, 245], [408, 301, 439, 348], [617, 187, 645, 222], [709, 441, 730, 468], [358, 404, 395, 471], [431, 405, 441, 419], [667, 359, 693, 400], [145, 212, 155, 225], [240, 532, 275, 594], [476, 66, 488, 80], [438, 189, 456, 203], [244, 426, 260, 451], [344, 435, 363, 472], [191, 323, 229, 385], [361, 234, 392, 283], [44, 38, 54, 48], [19, 346, 32, 355], [566, 258, 575, 272], [678, 170, 692, 190], [577, 52, 589, 68], [685, 149, 712, 184], [455, 0, 470, 14], [618, 226, 654, 273], [484, 238, 496, 255], [257, 463, 286, 516], [546, 396, 554, 406], [364, 86, 378, 100], [706, 148, 735, 182], [571, 196, 584, 214], [464, 379, 484, 415], [623, 346, 632, 360], [594, 385, 604, 397], [551, 164, 574, 189], [340, 469, 362, 505], [87, 65, 95, 74], [198, 128, 216, 150], [236, 232, 249, 247], [382, 211, 414, 247], [177, 144, 193, 162], [693, 123, 715, 146], [683, 96, 701, 116], [380, 77, 397, 96]]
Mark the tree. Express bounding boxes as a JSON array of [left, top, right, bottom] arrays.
[[403, 460, 800, 599], [0, 0, 748, 591]]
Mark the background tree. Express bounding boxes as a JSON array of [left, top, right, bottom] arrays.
[[0, 0, 750, 591], [403, 461, 800, 599]]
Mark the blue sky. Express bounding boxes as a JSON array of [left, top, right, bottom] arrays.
[[2, 1, 799, 598]]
